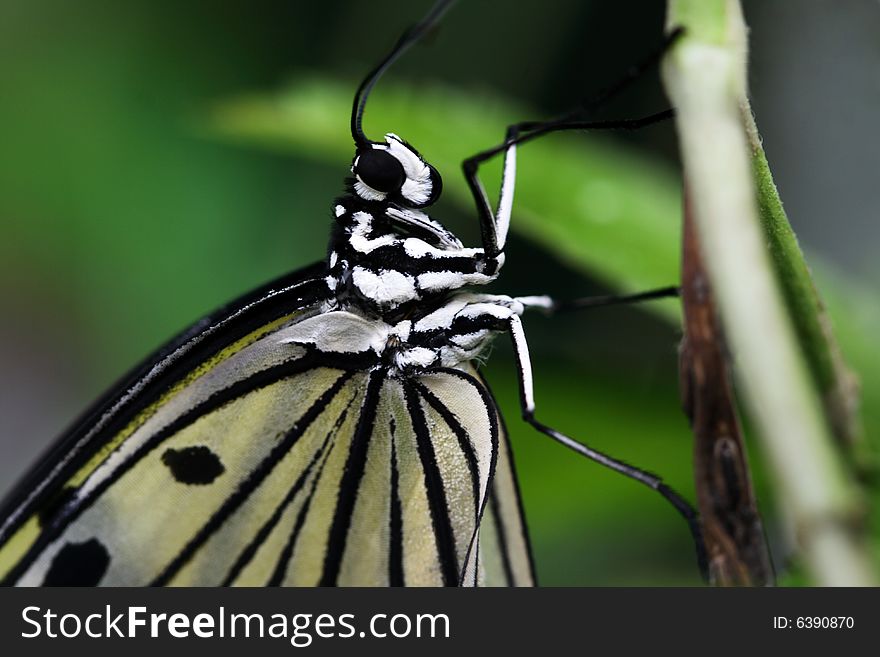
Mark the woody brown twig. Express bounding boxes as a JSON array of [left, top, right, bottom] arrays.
[[679, 187, 774, 586]]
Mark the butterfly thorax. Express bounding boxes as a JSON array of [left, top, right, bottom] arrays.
[[281, 292, 524, 374], [325, 197, 504, 322]]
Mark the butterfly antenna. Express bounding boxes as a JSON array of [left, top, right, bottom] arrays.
[[351, 0, 457, 148]]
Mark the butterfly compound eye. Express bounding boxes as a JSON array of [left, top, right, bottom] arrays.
[[355, 149, 406, 193]]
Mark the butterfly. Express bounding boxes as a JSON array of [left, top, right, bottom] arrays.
[[0, 0, 703, 586]]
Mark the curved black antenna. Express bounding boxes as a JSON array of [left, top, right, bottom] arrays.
[[351, 0, 457, 148]]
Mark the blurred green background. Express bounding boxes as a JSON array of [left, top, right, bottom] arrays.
[[1, 0, 878, 585]]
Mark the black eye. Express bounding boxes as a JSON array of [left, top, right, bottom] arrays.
[[355, 149, 406, 193]]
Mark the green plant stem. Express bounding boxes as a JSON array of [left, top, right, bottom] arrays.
[[743, 109, 864, 453], [662, 0, 875, 585]]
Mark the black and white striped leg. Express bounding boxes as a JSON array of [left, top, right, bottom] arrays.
[[462, 109, 673, 262], [505, 314, 709, 579], [552, 285, 680, 312], [516, 285, 680, 315], [460, 28, 684, 261], [461, 125, 518, 259]]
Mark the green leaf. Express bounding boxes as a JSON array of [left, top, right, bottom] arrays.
[[206, 77, 684, 318]]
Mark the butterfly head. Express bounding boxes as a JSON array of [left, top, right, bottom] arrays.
[[349, 0, 455, 209], [351, 134, 442, 208]]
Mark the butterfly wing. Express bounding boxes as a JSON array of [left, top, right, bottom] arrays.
[[0, 263, 331, 583], [0, 266, 536, 585], [0, 360, 504, 585], [475, 381, 536, 587], [0, 263, 534, 587]]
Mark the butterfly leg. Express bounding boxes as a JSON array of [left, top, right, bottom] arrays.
[[515, 286, 680, 314], [459, 112, 665, 261], [504, 313, 709, 579], [461, 107, 673, 267], [412, 295, 708, 577], [459, 28, 684, 262], [460, 129, 517, 260]]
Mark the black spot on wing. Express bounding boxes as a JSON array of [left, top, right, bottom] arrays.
[[1, 303, 339, 587], [42, 538, 110, 586], [161, 446, 225, 485], [150, 371, 354, 586]]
